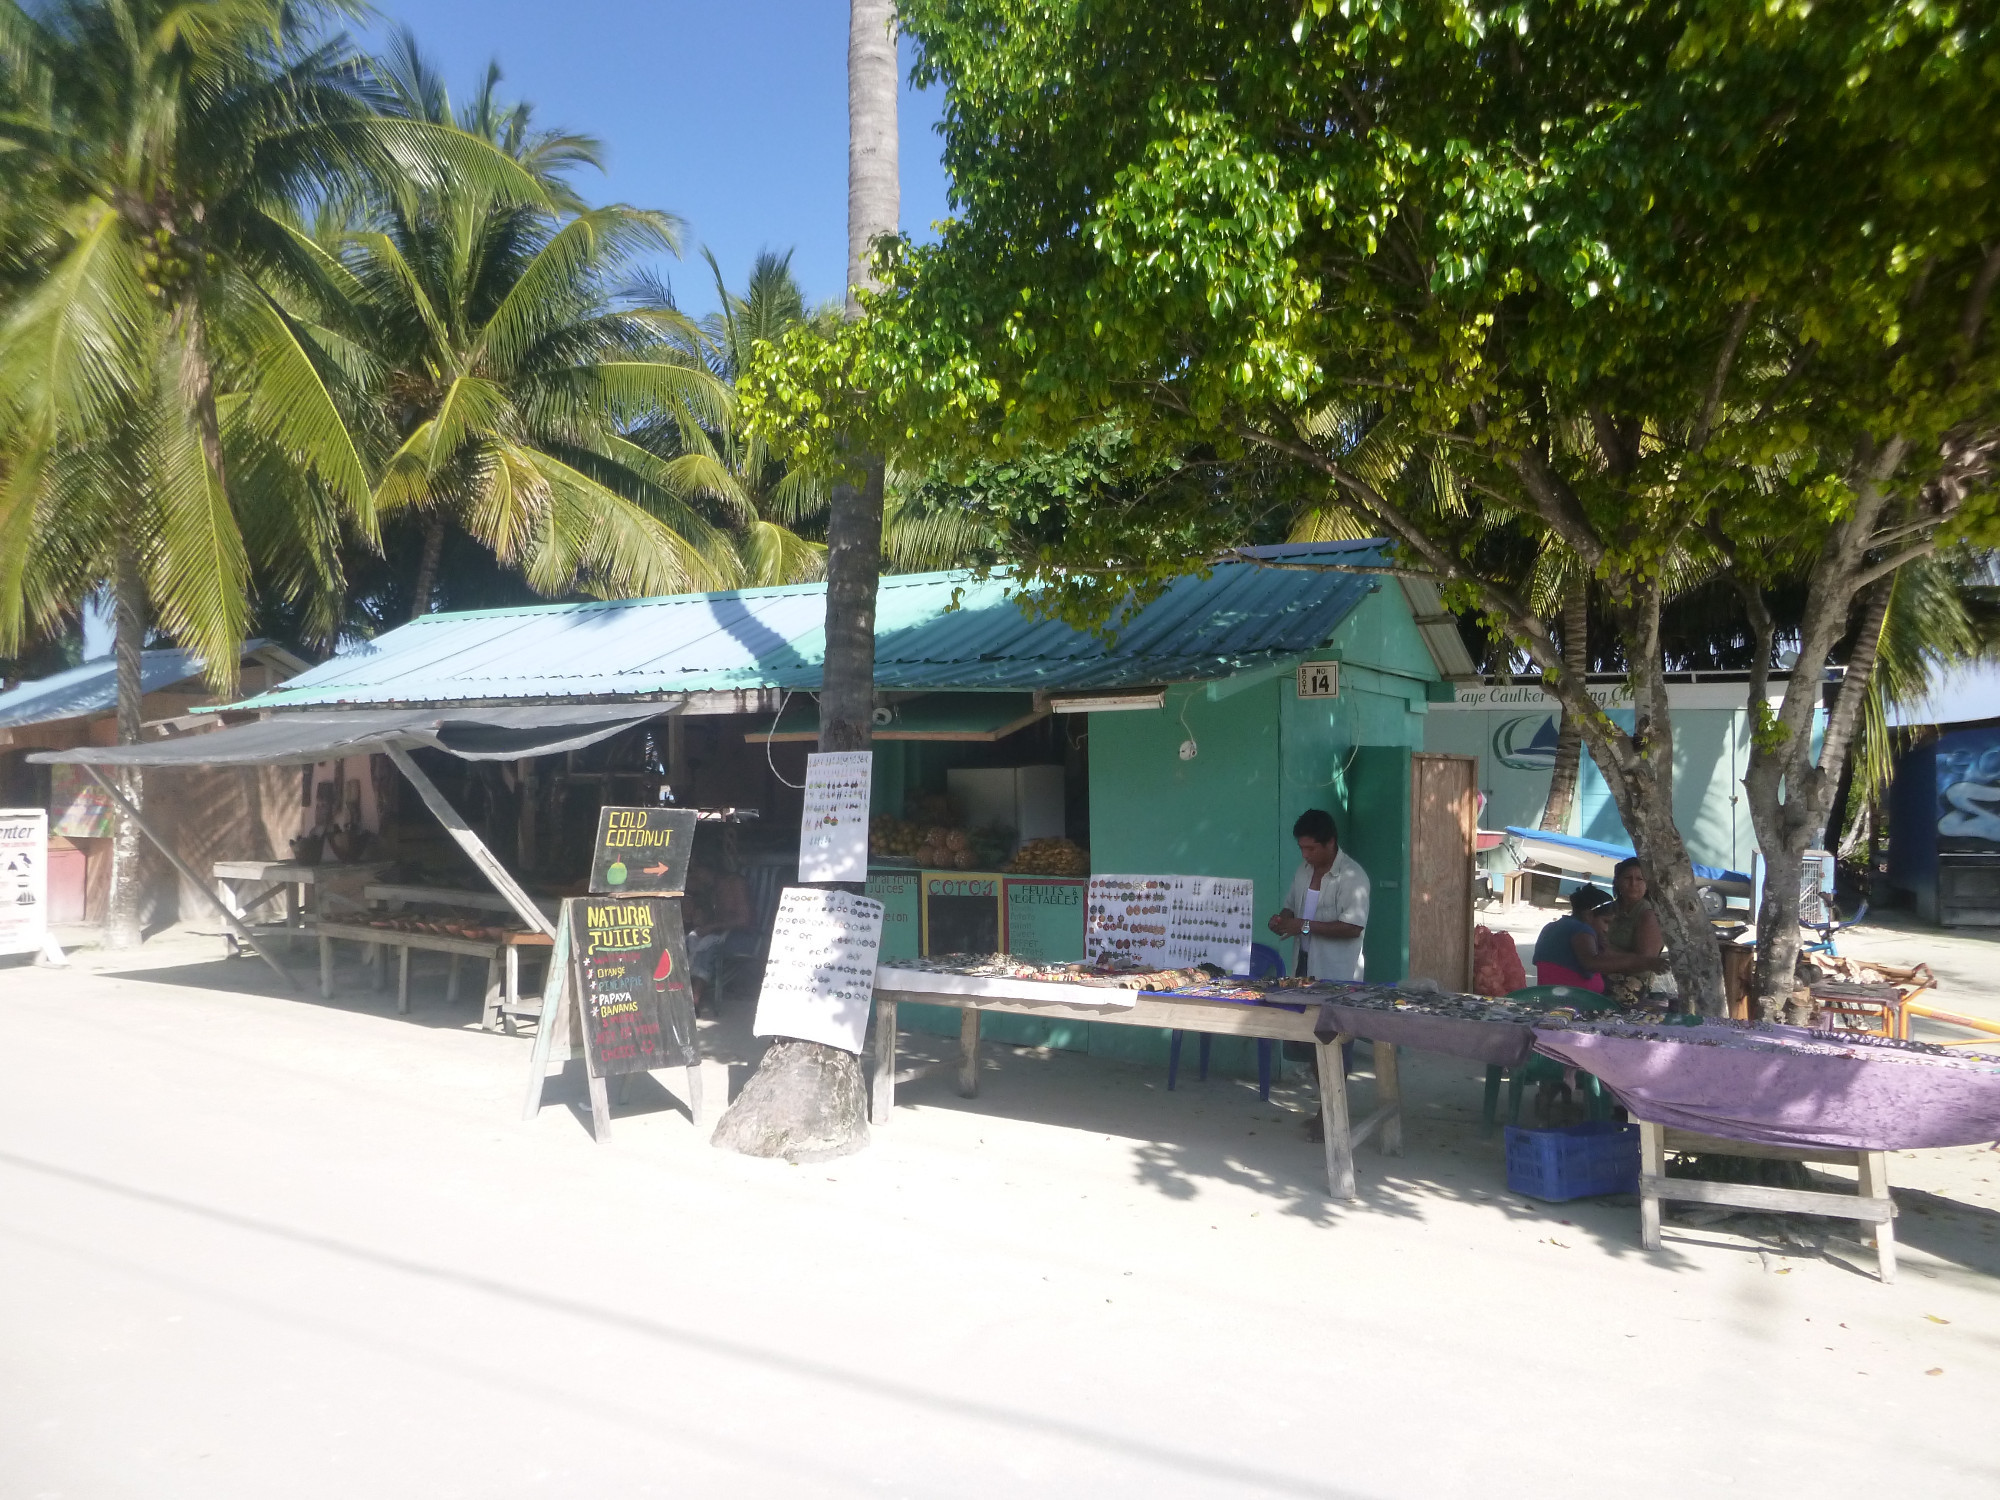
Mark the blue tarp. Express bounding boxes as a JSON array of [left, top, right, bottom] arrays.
[[1504, 825, 1749, 887]]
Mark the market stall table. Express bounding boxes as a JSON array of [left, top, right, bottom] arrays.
[[1532, 1015, 2000, 1283], [869, 968, 1403, 1201], [212, 859, 388, 952]]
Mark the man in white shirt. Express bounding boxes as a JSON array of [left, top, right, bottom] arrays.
[[1267, 808, 1370, 981]]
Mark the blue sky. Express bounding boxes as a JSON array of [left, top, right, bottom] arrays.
[[359, 1, 955, 318]]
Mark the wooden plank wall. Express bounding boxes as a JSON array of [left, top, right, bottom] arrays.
[[1407, 752, 1477, 990]]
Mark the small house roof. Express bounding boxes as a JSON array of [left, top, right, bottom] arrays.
[[0, 642, 302, 731], [230, 541, 1472, 712]]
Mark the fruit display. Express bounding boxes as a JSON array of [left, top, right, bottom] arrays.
[[869, 815, 1009, 870], [1004, 837, 1090, 877]]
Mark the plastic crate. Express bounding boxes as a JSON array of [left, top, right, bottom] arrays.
[[1504, 1121, 1640, 1201]]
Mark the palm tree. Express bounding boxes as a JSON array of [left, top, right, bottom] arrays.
[[331, 41, 739, 619], [713, 0, 900, 1162], [0, 0, 537, 945]]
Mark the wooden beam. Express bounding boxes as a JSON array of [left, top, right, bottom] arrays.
[[80, 764, 294, 989], [385, 747, 556, 940]]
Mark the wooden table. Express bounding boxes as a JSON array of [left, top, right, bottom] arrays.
[[1638, 1122, 1897, 1282], [869, 983, 1402, 1200], [213, 860, 388, 953], [316, 879, 560, 1030]]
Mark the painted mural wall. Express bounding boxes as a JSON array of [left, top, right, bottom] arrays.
[[1423, 679, 1783, 877]]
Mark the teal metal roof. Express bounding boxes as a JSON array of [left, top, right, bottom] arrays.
[[230, 542, 1420, 711]]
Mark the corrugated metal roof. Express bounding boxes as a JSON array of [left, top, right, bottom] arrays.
[[0, 641, 302, 730], [231, 541, 1432, 711], [0, 647, 206, 729]]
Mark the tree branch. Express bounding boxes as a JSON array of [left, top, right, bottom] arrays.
[[1692, 297, 1758, 452], [1849, 540, 1940, 593]]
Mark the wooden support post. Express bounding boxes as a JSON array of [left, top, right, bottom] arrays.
[[1372, 1040, 1403, 1156], [586, 1070, 613, 1143], [1639, 1121, 1666, 1250], [1859, 1150, 1897, 1284], [502, 945, 521, 1034], [682, 1062, 704, 1127], [80, 765, 294, 989], [396, 945, 410, 1014], [958, 1007, 981, 1098], [481, 954, 504, 1032], [385, 747, 557, 939], [521, 919, 573, 1120], [870, 996, 898, 1125], [319, 934, 334, 999], [1316, 1036, 1357, 1200]]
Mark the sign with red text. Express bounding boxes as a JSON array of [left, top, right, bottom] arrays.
[[565, 897, 697, 1078]]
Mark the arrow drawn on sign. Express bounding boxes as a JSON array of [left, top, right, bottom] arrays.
[[642, 863, 669, 876]]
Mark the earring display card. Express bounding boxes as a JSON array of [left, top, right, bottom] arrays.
[[1164, 875, 1255, 973], [752, 887, 884, 1054], [798, 751, 874, 883], [1086, 873, 1254, 974], [1085, 875, 1174, 970]]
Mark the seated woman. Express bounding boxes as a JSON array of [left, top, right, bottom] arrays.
[[1531, 885, 1613, 991], [1593, 857, 1670, 1008]]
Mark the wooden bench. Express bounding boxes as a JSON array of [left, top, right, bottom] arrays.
[[1639, 1123, 1897, 1283], [317, 884, 558, 1031]]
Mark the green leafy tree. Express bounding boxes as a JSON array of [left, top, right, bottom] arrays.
[[0, 0, 538, 944], [752, 0, 2000, 1010]]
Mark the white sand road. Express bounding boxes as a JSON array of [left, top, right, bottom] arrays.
[[3, 925, 1998, 1499]]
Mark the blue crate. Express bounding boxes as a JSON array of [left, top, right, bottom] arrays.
[[1504, 1121, 1640, 1201]]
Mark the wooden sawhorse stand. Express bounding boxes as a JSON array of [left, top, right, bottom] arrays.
[[1639, 1122, 1897, 1283]]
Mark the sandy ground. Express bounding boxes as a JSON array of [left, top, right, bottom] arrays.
[[3, 928, 1999, 1499]]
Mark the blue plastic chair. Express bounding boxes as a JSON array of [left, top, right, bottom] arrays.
[[1169, 943, 1286, 1100]]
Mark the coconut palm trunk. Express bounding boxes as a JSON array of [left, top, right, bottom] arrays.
[[712, 0, 898, 1161], [106, 543, 148, 949]]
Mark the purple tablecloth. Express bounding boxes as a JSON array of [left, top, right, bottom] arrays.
[[1315, 1002, 1536, 1068], [1531, 1020, 2000, 1151]]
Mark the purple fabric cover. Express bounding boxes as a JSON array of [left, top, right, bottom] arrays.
[[1315, 1002, 1535, 1067], [1531, 1021, 2000, 1151]]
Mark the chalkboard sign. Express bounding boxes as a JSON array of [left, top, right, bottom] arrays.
[[922, 872, 1002, 956], [565, 897, 698, 1078], [1002, 876, 1086, 961], [589, 806, 697, 895], [865, 868, 922, 962]]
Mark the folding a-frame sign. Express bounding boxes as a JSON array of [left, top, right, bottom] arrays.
[[27, 702, 672, 993]]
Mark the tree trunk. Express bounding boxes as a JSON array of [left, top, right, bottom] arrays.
[[1539, 573, 1589, 833], [713, 0, 898, 1161], [1563, 583, 1727, 1014], [106, 545, 147, 950], [409, 515, 447, 620], [1747, 572, 1895, 999]]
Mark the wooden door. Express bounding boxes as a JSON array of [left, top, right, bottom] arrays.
[[1408, 753, 1477, 991]]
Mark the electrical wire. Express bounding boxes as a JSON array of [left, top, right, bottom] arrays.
[[764, 689, 807, 789]]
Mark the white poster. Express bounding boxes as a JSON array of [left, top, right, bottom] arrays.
[[1085, 875, 1173, 970], [0, 810, 50, 958], [1165, 875, 1256, 973], [1087, 873, 1255, 973], [798, 750, 874, 883], [752, 887, 885, 1054]]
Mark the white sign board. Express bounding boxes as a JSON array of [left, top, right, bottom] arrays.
[[1164, 875, 1256, 973], [1296, 661, 1340, 699], [798, 750, 873, 883], [752, 887, 885, 1054], [0, 809, 50, 958], [1088, 873, 1257, 973], [1086, 875, 1173, 969]]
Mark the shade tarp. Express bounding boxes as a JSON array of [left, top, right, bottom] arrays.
[[1531, 1018, 2000, 1151], [25, 702, 672, 768]]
